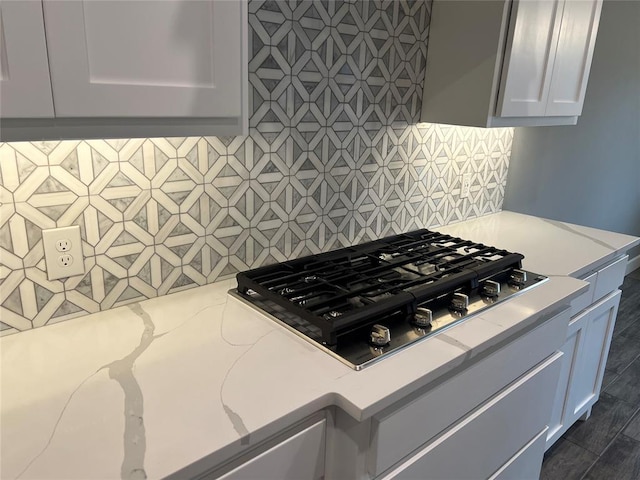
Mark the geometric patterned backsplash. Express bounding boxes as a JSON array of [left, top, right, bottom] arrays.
[[0, 0, 513, 335]]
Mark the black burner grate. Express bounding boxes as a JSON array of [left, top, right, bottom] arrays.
[[237, 229, 523, 346]]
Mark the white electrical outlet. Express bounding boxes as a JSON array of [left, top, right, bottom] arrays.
[[42, 226, 85, 280], [57, 254, 73, 267], [461, 173, 472, 199], [56, 239, 72, 252]]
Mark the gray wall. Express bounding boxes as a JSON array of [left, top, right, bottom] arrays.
[[504, 0, 640, 259]]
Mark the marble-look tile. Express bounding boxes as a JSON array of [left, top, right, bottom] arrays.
[[541, 437, 598, 480], [2, 284, 23, 316], [602, 368, 620, 390], [606, 357, 640, 406], [0, 0, 550, 335], [0, 321, 12, 330], [584, 434, 640, 480], [564, 392, 637, 455], [619, 319, 640, 341], [606, 331, 640, 374], [623, 411, 640, 442]]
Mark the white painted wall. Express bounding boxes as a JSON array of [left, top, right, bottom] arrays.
[[504, 0, 640, 261]]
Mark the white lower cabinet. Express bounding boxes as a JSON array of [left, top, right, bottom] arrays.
[[489, 428, 548, 480], [569, 291, 620, 414], [323, 309, 570, 480], [546, 289, 621, 449], [547, 324, 581, 443], [205, 419, 326, 480], [592, 256, 628, 301], [367, 309, 569, 476], [546, 255, 627, 449], [379, 353, 562, 480]]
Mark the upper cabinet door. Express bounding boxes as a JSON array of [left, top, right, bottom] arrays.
[[0, 1, 54, 118], [497, 0, 564, 117], [42, 0, 243, 118], [545, 0, 603, 116]]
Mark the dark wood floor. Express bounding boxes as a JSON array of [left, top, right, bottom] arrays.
[[542, 269, 640, 480]]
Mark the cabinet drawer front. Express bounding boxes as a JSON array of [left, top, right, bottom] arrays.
[[593, 256, 628, 302], [489, 428, 547, 480], [217, 420, 326, 480], [380, 353, 562, 480], [569, 290, 621, 416], [369, 309, 569, 476], [570, 272, 596, 316]]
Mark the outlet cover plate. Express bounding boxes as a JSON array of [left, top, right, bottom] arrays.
[[42, 226, 85, 280]]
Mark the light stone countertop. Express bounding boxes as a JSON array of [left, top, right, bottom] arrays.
[[440, 211, 640, 278], [2, 211, 637, 480]]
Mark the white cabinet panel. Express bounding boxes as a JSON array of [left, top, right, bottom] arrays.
[[569, 290, 620, 415], [0, 1, 53, 118], [546, 321, 581, 448], [546, 0, 603, 116], [369, 308, 569, 476], [421, 0, 603, 127], [546, 315, 586, 448], [216, 420, 326, 480], [593, 255, 628, 302], [489, 428, 547, 480], [546, 289, 621, 450], [381, 353, 562, 480], [497, 0, 563, 117], [42, 0, 243, 118], [569, 272, 596, 316]]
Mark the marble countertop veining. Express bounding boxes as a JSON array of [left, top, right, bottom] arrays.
[[2, 211, 637, 480], [1, 277, 586, 480], [439, 211, 640, 278]]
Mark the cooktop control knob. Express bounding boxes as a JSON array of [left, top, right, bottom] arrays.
[[370, 324, 391, 346], [450, 292, 469, 312], [481, 280, 501, 298], [413, 307, 433, 328], [508, 269, 527, 287]]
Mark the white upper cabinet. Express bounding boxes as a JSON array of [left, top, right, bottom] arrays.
[[0, 1, 54, 118], [0, 0, 247, 139], [545, 0, 603, 116], [496, 0, 564, 117], [42, 0, 243, 118], [421, 0, 603, 128]]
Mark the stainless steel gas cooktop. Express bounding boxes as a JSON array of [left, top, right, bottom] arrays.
[[233, 229, 547, 370]]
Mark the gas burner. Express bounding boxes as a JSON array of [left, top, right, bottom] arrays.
[[407, 262, 438, 276], [235, 228, 548, 370]]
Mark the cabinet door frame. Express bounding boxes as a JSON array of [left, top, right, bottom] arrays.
[[545, 306, 587, 449], [496, 0, 565, 117], [0, 1, 54, 118], [545, 0, 603, 116], [566, 289, 620, 417], [42, 0, 244, 118], [546, 289, 621, 450], [379, 353, 563, 480]]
